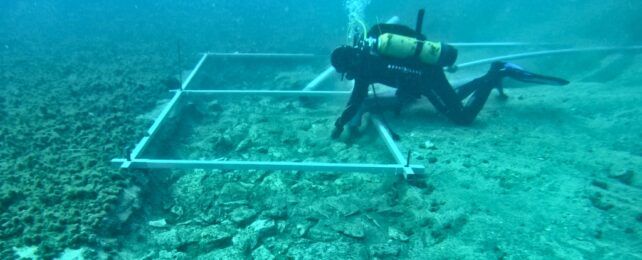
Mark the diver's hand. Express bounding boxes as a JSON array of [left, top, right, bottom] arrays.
[[331, 126, 344, 139]]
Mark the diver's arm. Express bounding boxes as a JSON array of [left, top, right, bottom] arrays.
[[331, 78, 369, 138]]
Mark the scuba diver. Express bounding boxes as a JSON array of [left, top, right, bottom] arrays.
[[330, 10, 569, 140]]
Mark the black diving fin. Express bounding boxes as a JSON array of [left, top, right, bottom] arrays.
[[498, 62, 570, 86]]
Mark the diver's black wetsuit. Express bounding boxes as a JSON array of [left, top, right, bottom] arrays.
[[334, 24, 497, 131]]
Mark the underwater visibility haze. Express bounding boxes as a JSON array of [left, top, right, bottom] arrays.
[[0, 0, 641, 259]]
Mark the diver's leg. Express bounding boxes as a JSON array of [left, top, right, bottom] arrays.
[[453, 62, 569, 100], [422, 68, 495, 125], [454, 79, 484, 100], [426, 62, 569, 125]]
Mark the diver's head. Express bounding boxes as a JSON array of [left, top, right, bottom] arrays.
[[331, 46, 360, 74]]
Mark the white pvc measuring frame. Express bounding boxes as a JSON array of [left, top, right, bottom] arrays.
[[111, 10, 641, 176], [111, 51, 425, 176]]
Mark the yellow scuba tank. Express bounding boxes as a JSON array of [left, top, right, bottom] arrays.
[[376, 33, 456, 66]]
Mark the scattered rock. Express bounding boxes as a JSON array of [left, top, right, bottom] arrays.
[[249, 218, 277, 239], [609, 169, 635, 185], [259, 173, 289, 194], [428, 157, 438, 164], [369, 243, 401, 258], [294, 222, 311, 237], [429, 213, 468, 244], [376, 207, 405, 218], [337, 222, 365, 239], [421, 140, 436, 149], [101, 184, 141, 233], [430, 200, 444, 212], [230, 207, 258, 226], [170, 205, 184, 219], [235, 138, 252, 152], [232, 229, 258, 254], [217, 183, 250, 204], [388, 227, 409, 242], [213, 135, 234, 151], [157, 250, 189, 260], [148, 219, 168, 228], [307, 224, 340, 242], [589, 192, 614, 211], [196, 246, 244, 260], [194, 208, 222, 225], [330, 142, 348, 154], [0, 189, 21, 211], [207, 100, 223, 112], [591, 180, 608, 190], [154, 229, 180, 248], [251, 245, 275, 260], [287, 242, 362, 259], [263, 207, 288, 219], [65, 187, 98, 200], [200, 225, 234, 250]]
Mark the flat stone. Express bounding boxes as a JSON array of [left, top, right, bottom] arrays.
[[196, 246, 244, 260], [251, 245, 275, 260], [609, 169, 635, 185], [148, 219, 167, 228], [218, 183, 250, 203], [369, 243, 401, 257], [154, 229, 180, 248], [421, 140, 436, 149], [230, 207, 258, 226], [249, 218, 277, 239], [307, 225, 340, 242], [232, 229, 258, 254], [158, 250, 189, 260], [376, 207, 405, 218], [388, 227, 409, 242], [199, 225, 234, 250], [294, 223, 311, 237], [286, 242, 362, 259], [339, 223, 365, 239]]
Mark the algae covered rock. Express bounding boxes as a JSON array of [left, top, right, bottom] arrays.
[[101, 184, 141, 233], [287, 242, 364, 260], [336, 222, 366, 239], [251, 245, 275, 260], [369, 243, 402, 258], [230, 207, 259, 226], [248, 218, 277, 239], [196, 246, 244, 260], [217, 182, 251, 204], [157, 250, 189, 260], [388, 226, 409, 242], [307, 224, 340, 242], [153, 229, 180, 249], [200, 224, 235, 250]]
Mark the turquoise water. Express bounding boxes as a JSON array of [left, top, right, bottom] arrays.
[[0, 1, 640, 259]]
